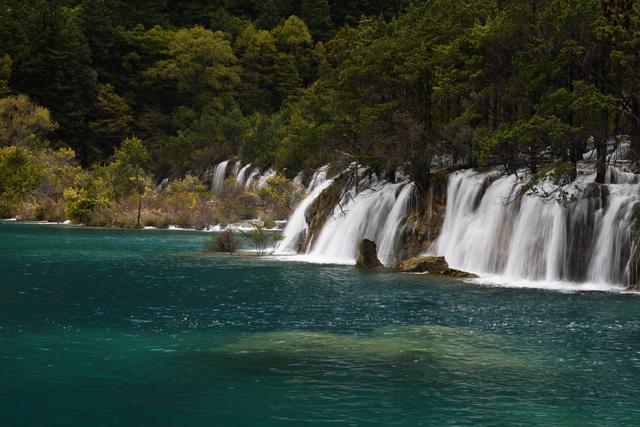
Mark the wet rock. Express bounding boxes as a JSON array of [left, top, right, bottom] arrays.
[[399, 172, 448, 260], [442, 268, 479, 279], [397, 256, 449, 273], [356, 239, 384, 270]]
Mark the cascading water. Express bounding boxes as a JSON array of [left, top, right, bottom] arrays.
[[211, 160, 230, 192], [236, 164, 252, 188], [307, 166, 329, 191], [276, 167, 333, 254], [429, 166, 640, 288], [293, 171, 304, 188], [305, 178, 414, 266], [275, 166, 413, 266]]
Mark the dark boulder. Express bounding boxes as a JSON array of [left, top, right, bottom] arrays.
[[397, 256, 449, 273], [356, 239, 384, 270], [396, 256, 479, 278]]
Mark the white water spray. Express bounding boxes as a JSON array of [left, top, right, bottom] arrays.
[[236, 164, 252, 188], [305, 179, 414, 266], [211, 160, 230, 192], [429, 167, 640, 288]]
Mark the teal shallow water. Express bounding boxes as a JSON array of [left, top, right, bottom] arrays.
[[1, 222, 640, 426]]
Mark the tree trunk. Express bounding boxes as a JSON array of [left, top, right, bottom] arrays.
[[137, 195, 142, 227], [596, 137, 607, 183]]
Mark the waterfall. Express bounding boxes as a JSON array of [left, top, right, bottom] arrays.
[[307, 166, 329, 191], [375, 184, 415, 266], [211, 160, 230, 192], [275, 166, 413, 266], [587, 182, 639, 284], [275, 166, 331, 254], [293, 171, 304, 188], [236, 164, 252, 188], [305, 179, 413, 266], [276, 184, 334, 254], [429, 167, 640, 288]]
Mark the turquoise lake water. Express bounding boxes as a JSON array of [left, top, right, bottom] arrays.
[[1, 222, 640, 426]]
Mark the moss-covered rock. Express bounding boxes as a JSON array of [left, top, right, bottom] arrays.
[[396, 256, 478, 278], [442, 268, 479, 279], [397, 256, 449, 273], [356, 239, 384, 270]]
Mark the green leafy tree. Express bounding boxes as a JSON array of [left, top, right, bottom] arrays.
[[0, 146, 42, 215], [255, 0, 286, 29], [12, 0, 97, 161], [78, 0, 126, 84], [107, 136, 151, 225], [236, 24, 304, 113], [88, 84, 134, 158], [0, 55, 12, 96], [272, 15, 315, 84], [107, 137, 149, 196], [301, 0, 334, 41], [145, 26, 241, 112], [258, 173, 299, 211], [0, 95, 57, 148]]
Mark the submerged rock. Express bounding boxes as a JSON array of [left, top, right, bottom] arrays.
[[356, 239, 384, 270], [218, 325, 544, 371], [397, 256, 449, 273]]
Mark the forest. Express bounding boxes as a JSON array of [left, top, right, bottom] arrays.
[[1, 0, 638, 227]]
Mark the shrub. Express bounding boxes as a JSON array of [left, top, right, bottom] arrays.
[[63, 187, 103, 224], [206, 229, 238, 253]]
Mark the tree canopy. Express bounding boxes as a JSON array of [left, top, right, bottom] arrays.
[[0, 0, 638, 192]]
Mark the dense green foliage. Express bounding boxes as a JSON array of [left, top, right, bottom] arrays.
[[1, 0, 639, 223]]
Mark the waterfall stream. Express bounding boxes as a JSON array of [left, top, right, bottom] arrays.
[[305, 181, 413, 266], [211, 160, 230, 192], [275, 166, 414, 266], [236, 164, 252, 188], [275, 167, 333, 254], [429, 167, 640, 288], [222, 157, 640, 289]]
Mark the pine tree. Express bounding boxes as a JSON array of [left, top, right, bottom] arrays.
[[12, 0, 97, 161], [300, 0, 334, 41]]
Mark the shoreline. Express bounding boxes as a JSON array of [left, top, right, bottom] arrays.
[[0, 218, 285, 234], [3, 219, 637, 295]]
